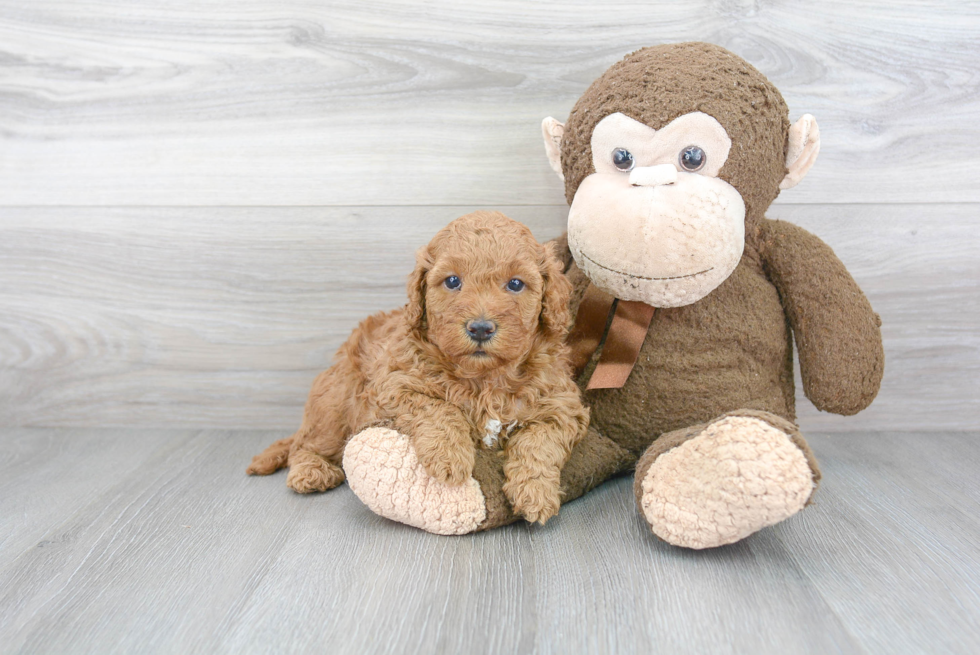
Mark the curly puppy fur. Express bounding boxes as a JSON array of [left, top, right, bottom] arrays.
[[248, 211, 590, 524]]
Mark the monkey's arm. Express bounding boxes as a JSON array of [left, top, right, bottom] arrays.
[[759, 218, 884, 415]]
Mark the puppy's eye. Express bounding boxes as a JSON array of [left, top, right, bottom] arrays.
[[679, 145, 706, 172], [612, 148, 634, 171], [506, 279, 525, 292], [444, 275, 461, 290]]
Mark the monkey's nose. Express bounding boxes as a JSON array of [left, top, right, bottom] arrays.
[[629, 164, 677, 187], [466, 319, 497, 343]]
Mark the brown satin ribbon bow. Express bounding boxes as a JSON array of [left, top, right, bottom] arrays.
[[567, 284, 656, 390]]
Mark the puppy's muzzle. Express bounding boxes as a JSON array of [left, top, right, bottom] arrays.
[[466, 319, 497, 343]]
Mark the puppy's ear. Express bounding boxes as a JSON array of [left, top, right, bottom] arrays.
[[538, 241, 573, 337], [405, 245, 432, 339]]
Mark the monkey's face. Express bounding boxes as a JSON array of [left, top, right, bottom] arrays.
[[566, 112, 745, 308], [542, 44, 820, 308]]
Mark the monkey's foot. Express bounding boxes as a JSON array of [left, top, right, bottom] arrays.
[[634, 413, 817, 549], [343, 427, 486, 535]]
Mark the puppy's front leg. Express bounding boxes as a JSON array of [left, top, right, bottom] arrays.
[[392, 391, 475, 486], [503, 415, 585, 525]]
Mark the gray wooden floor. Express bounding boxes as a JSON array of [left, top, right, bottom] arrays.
[[0, 428, 978, 654]]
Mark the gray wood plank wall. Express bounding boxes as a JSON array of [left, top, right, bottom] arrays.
[[1, 0, 978, 430]]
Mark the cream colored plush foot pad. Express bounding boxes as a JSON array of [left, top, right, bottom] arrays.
[[343, 427, 486, 535], [639, 416, 814, 549]]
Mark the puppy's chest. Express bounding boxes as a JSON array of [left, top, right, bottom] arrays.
[[479, 417, 520, 449], [462, 400, 525, 449]]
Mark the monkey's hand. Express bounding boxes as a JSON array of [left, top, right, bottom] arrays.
[[760, 218, 884, 415]]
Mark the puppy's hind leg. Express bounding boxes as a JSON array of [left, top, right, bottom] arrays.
[[285, 366, 353, 493], [286, 448, 346, 494]]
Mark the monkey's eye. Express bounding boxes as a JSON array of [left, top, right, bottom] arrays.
[[444, 275, 461, 290], [506, 278, 525, 292], [612, 148, 635, 171], [679, 146, 706, 172]]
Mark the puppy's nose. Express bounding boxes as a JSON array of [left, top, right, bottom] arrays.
[[466, 319, 497, 343]]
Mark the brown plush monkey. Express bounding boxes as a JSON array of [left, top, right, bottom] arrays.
[[344, 42, 884, 548]]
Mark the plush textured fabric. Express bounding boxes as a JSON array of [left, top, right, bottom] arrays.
[[780, 114, 820, 190], [570, 247, 797, 457], [343, 423, 632, 533], [634, 414, 816, 549], [759, 219, 884, 414], [590, 112, 731, 179], [633, 409, 822, 511], [339, 43, 883, 548], [560, 42, 790, 232], [511, 43, 876, 541], [567, 171, 746, 307], [344, 427, 487, 535], [462, 214, 868, 544], [409, 425, 634, 532]]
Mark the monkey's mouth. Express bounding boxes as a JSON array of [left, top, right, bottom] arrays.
[[580, 252, 713, 281]]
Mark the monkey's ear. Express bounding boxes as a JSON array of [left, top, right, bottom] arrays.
[[405, 246, 432, 339], [541, 117, 565, 181], [780, 114, 820, 190]]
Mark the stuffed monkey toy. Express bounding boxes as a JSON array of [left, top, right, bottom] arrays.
[[343, 42, 884, 548]]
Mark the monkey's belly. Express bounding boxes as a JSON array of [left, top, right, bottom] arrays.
[[583, 263, 795, 456]]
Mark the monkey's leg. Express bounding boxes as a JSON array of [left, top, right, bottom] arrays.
[[633, 409, 821, 549], [342, 427, 487, 535], [343, 425, 633, 534]]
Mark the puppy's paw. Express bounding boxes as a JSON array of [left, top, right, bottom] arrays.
[[504, 476, 562, 525], [415, 440, 475, 487], [286, 451, 345, 494]]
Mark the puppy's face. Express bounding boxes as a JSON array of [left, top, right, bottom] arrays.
[[425, 248, 543, 372], [406, 212, 571, 375]]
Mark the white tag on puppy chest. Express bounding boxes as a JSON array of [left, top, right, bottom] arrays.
[[483, 419, 518, 448], [483, 420, 503, 447]]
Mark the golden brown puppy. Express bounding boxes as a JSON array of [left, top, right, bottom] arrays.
[[248, 211, 589, 524]]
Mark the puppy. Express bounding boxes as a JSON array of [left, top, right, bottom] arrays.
[[248, 210, 589, 524]]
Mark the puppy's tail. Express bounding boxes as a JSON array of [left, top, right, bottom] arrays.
[[246, 435, 294, 476]]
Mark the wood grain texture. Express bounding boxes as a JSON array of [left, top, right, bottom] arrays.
[[0, 429, 978, 654], [1, 204, 975, 431], [0, 0, 978, 205], [777, 432, 980, 654], [0, 428, 176, 561]]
